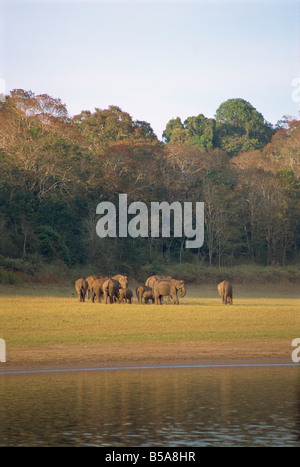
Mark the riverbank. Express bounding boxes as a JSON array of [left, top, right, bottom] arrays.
[[1, 282, 298, 373], [1, 339, 294, 373]]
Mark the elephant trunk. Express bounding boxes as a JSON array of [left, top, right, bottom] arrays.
[[179, 288, 186, 298]]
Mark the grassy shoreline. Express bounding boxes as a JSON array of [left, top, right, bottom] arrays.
[[0, 283, 298, 372]]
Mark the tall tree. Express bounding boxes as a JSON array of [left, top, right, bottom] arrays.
[[73, 106, 157, 153], [162, 117, 188, 144], [162, 114, 217, 150], [215, 98, 274, 156], [184, 114, 216, 149]]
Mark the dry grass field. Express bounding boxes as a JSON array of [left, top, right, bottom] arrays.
[[0, 282, 299, 370]]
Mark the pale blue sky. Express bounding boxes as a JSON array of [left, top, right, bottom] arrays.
[[1, 0, 300, 139]]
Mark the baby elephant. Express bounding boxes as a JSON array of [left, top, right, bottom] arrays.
[[119, 288, 133, 304], [217, 280, 233, 305], [142, 288, 154, 304]]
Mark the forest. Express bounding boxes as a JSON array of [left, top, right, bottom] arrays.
[[0, 89, 299, 282]]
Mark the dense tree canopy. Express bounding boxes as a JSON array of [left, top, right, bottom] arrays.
[[215, 98, 274, 155], [163, 98, 274, 156], [162, 114, 217, 150], [0, 90, 299, 278]]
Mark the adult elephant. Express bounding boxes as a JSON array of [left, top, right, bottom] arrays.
[[112, 274, 128, 290], [86, 275, 102, 300], [217, 280, 233, 304], [102, 278, 121, 304], [75, 278, 88, 302], [145, 274, 172, 290], [91, 277, 109, 303], [153, 278, 186, 305]]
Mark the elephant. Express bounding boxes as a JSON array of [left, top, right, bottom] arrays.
[[136, 284, 150, 303], [119, 288, 133, 304], [136, 285, 154, 304], [153, 278, 186, 305], [86, 275, 102, 300], [145, 274, 171, 290], [142, 288, 154, 304], [145, 274, 160, 289], [75, 278, 88, 302], [91, 277, 109, 303], [145, 274, 172, 302], [217, 280, 233, 304], [112, 274, 129, 290], [102, 278, 121, 304]]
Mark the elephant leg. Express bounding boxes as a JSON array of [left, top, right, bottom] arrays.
[[80, 289, 84, 302], [173, 293, 179, 305]]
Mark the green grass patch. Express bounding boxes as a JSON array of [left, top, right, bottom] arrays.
[[0, 284, 298, 349]]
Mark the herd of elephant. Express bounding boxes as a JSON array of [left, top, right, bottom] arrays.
[[75, 274, 233, 305]]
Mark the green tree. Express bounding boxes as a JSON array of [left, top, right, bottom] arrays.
[[215, 98, 273, 156], [162, 114, 217, 150], [162, 117, 188, 144], [36, 225, 71, 266], [184, 114, 217, 149], [73, 106, 157, 152]]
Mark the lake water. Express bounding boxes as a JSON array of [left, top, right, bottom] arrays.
[[0, 365, 299, 447]]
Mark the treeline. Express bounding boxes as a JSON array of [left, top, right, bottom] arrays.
[[0, 89, 299, 279]]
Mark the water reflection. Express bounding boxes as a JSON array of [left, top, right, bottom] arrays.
[[0, 366, 299, 446]]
